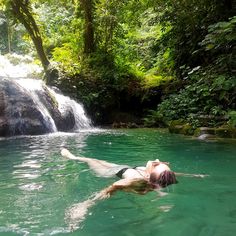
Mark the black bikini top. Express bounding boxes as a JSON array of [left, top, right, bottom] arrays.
[[116, 167, 138, 178]]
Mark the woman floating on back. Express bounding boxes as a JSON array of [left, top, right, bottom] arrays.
[[61, 148, 208, 231]]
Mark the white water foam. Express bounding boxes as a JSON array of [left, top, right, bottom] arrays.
[[49, 89, 92, 130], [1, 54, 92, 133], [15, 78, 58, 132], [15, 78, 92, 131]]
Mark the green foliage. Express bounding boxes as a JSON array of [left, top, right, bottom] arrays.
[[52, 43, 81, 74], [228, 111, 236, 128], [58, 60, 144, 123], [144, 5, 235, 129], [201, 16, 236, 51], [34, 2, 78, 53], [143, 110, 166, 127], [0, 8, 32, 54], [200, 16, 236, 73], [2, 0, 235, 128], [142, 74, 174, 89], [145, 67, 235, 128], [155, 0, 233, 75]]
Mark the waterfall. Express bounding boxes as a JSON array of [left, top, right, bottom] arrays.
[[15, 78, 92, 132], [0, 54, 92, 135], [15, 79, 58, 132], [49, 89, 92, 130]]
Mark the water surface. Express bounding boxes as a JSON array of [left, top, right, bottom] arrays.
[[0, 129, 236, 236]]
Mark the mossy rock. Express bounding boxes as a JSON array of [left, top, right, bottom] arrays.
[[181, 123, 195, 135], [194, 127, 216, 136], [215, 126, 236, 138], [169, 124, 184, 134], [169, 120, 184, 133], [169, 119, 185, 126], [169, 121, 194, 135]]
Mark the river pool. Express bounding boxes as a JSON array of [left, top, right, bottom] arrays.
[[0, 129, 236, 236]]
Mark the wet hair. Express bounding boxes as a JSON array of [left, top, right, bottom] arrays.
[[149, 170, 178, 188]]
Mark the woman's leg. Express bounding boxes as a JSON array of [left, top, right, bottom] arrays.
[[61, 148, 129, 177]]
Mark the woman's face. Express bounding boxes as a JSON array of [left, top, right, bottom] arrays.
[[149, 162, 170, 179]]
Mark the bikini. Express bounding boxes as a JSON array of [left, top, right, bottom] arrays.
[[116, 167, 138, 178]]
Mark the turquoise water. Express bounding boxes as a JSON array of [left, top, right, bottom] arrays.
[[0, 129, 236, 236]]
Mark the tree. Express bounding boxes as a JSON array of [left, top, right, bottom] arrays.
[[6, 0, 58, 83], [154, 0, 235, 76], [79, 0, 95, 54], [9, 0, 50, 70]]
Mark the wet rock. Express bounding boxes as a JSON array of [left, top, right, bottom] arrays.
[[168, 120, 194, 135], [0, 78, 76, 136], [194, 127, 216, 136], [35, 87, 75, 131], [197, 134, 216, 140], [0, 78, 50, 135], [215, 126, 236, 138], [168, 119, 236, 139]]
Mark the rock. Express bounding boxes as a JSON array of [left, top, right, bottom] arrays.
[[34, 87, 75, 131], [181, 123, 194, 135], [194, 127, 216, 136], [0, 78, 77, 136], [195, 126, 236, 139], [169, 124, 184, 134], [197, 134, 216, 140], [215, 126, 236, 138], [167, 119, 236, 139], [168, 120, 194, 135], [0, 78, 51, 135]]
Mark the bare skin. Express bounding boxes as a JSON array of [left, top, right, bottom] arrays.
[[61, 148, 208, 195], [62, 148, 209, 230]]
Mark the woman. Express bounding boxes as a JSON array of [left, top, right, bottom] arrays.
[[61, 148, 178, 196], [62, 148, 208, 230]]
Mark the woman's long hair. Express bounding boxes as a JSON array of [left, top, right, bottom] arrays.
[[150, 170, 178, 188]]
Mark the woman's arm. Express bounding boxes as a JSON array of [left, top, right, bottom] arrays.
[[95, 179, 139, 199], [101, 178, 151, 198], [65, 179, 144, 230], [175, 172, 209, 178]]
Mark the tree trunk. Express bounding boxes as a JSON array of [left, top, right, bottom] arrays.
[[10, 0, 50, 72], [80, 0, 95, 54], [6, 17, 11, 53], [231, 0, 236, 13]]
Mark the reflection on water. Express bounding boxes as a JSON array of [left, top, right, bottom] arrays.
[[13, 159, 41, 181], [0, 129, 236, 236], [19, 183, 43, 191], [0, 131, 93, 235], [65, 199, 95, 231]]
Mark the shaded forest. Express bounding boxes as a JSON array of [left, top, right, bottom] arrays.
[[0, 0, 235, 132]]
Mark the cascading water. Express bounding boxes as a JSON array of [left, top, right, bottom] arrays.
[[15, 79, 58, 132], [16, 78, 92, 131], [0, 54, 92, 135], [49, 89, 92, 130]]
